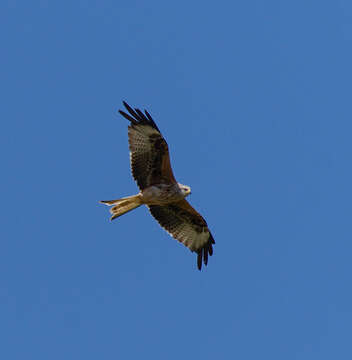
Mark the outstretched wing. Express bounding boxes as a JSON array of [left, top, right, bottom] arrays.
[[148, 200, 215, 270], [119, 101, 177, 190]]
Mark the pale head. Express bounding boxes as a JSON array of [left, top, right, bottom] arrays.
[[178, 183, 191, 197]]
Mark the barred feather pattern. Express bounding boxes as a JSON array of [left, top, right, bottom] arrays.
[[119, 102, 176, 190], [148, 200, 215, 270]]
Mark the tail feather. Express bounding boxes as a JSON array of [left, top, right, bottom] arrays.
[[100, 194, 142, 220]]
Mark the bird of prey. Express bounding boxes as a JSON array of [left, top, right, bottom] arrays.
[[100, 101, 215, 270]]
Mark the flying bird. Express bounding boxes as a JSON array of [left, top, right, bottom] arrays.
[[100, 101, 215, 270]]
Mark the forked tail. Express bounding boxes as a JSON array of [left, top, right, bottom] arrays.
[[100, 194, 142, 220]]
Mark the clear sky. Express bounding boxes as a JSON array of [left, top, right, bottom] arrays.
[[1, 1, 352, 359]]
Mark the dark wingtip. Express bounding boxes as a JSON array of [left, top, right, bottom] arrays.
[[208, 243, 213, 256], [144, 109, 153, 122], [208, 234, 214, 257], [122, 100, 131, 110], [197, 251, 202, 270], [118, 109, 138, 124], [203, 252, 208, 266], [119, 101, 160, 132], [196, 233, 215, 270], [122, 101, 141, 119]]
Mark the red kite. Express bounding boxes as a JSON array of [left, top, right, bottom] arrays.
[[100, 102, 215, 270]]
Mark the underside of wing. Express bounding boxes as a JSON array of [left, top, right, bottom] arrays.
[[119, 102, 176, 190], [148, 199, 215, 270]]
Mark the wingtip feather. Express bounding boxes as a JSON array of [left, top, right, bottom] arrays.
[[197, 252, 202, 271], [118, 109, 138, 124], [122, 101, 141, 120], [119, 101, 160, 132], [203, 248, 208, 266]]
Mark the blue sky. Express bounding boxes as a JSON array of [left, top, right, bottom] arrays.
[[1, 1, 352, 359]]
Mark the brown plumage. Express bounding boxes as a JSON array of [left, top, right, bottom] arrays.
[[148, 200, 215, 269], [100, 101, 215, 270], [120, 101, 176, 189]]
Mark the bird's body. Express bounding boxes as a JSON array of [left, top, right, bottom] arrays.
[[141, 183, 190, 205], [100, 102, 215, 270]]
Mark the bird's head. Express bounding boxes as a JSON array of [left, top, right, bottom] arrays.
[[179, 183, 191, 197]]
